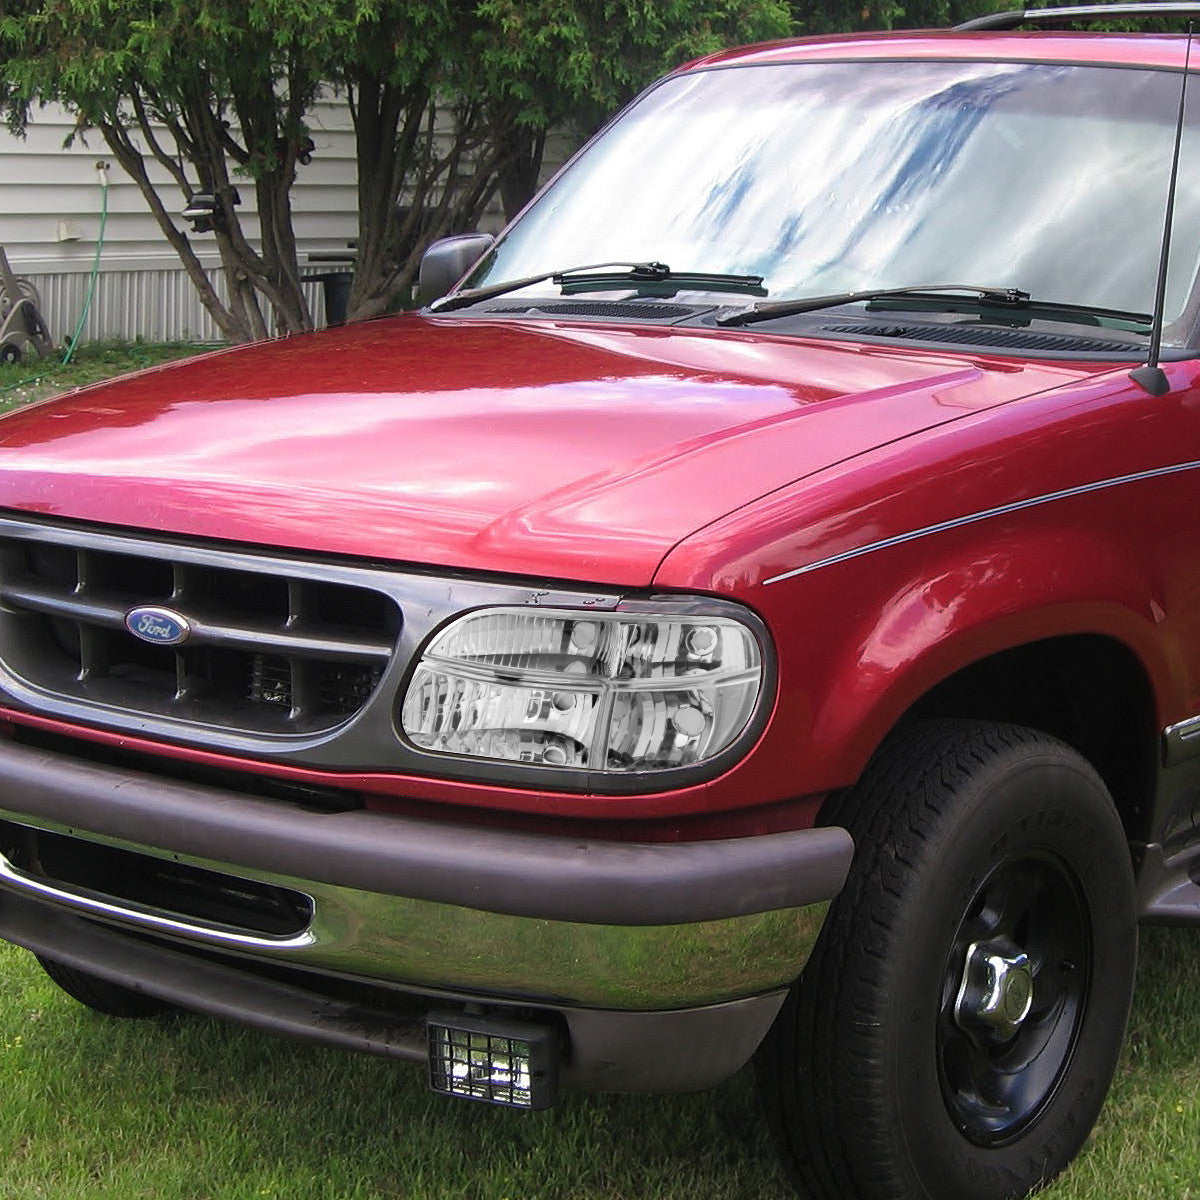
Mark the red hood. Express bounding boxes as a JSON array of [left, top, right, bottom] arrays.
[[0, 315, 1098, 586]]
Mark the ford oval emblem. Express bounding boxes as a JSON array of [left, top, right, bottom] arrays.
[[124, 606, 192, 646]]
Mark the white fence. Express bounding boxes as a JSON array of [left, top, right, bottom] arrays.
[[23, 265, 332, 346]]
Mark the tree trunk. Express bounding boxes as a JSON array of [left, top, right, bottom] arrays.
[[499, 126, 547, 222], [99, 121, 254, 344]]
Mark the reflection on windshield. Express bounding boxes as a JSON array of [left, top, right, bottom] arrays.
[[473, 61, 1200, 340]]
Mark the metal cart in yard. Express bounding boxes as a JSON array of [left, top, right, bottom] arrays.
[[0, 248, 53, 364]]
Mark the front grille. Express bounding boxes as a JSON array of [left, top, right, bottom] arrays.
[[0, 530, 401, 735]]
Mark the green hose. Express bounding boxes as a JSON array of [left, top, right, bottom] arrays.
[[61, 167, 110, 365], [0, 373, 47, 396]]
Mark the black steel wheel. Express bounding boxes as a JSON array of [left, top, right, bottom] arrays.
[[0, 341, 22, 365], [37, 955, 175, 1019], [938, 851, 1091, 1146], [756, 721, 1136, 1200]]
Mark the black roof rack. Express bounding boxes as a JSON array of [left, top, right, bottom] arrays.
[[956, 2, 1200, 31]]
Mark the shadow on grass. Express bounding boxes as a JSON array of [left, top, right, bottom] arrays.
[[3, 928, 1197, 1200], [0, 944, 788, 1200]]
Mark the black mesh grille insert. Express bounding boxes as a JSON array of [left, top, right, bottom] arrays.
[[0, 820, 313, 937], [486, 301, 695, 319], [817, 322, 1141, 354], [0, 533, 400, 735]]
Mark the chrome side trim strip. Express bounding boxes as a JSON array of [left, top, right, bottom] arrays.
[[765, 458, 1200, 586], [1163, 714, 1200, 766]]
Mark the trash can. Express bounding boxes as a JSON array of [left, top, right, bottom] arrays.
[[319, 271, 353, 326], [305, 248, 357, 328]]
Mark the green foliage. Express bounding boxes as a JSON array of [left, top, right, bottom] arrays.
[[787, 0, 997, 34], [472, 1, 791, 127], [0, 0, 353, 339], [0, 0, 791, 335], [2, 0, 321, 174]]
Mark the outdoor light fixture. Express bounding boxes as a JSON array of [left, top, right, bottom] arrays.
[[181, 193, 217, 232], [427, 1011, 558, 1110], [181, 189, 240, 234]]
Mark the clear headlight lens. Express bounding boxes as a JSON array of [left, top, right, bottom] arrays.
[[400, 607, 763, 773]]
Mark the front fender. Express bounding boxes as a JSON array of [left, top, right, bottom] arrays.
[[802, 523, 1173, 783], [655, 368, 1200, 802]]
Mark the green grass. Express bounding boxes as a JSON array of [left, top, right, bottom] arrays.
[[0, 341, 215, 411], [0, 941, 786, 1200], [1046, 924, 1200, 1200], [0, 928, 1197, 1200]]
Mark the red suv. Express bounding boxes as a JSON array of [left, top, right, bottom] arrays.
[[0, 6, 1196, 1198]]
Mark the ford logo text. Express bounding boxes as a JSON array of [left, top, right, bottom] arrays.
[[124, 606, 192, 646]]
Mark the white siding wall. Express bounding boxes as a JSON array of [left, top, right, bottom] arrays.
[[1, 101, 582, 346], [0, 99, 363, 343]]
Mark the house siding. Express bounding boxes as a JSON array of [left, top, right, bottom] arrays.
[[0, 99, 362, 343], [1, 101, 580, 345]]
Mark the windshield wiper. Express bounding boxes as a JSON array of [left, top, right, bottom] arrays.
[[430, 261, 765, 313], [556, 262, 767, 298], [716, 283, 1152, 329]]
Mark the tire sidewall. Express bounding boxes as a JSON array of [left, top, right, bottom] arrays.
[[885, 749, 1136, 1200]]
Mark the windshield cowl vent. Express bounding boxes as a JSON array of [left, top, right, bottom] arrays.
[[818, 323, 1140, 354], [485, 301, 697, 320]]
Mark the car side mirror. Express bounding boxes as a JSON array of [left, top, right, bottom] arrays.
[[418, 234, 496, 306]]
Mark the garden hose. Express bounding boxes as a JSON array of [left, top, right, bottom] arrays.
[[0, 369, 50, 395], [62, 162, 110, 365]]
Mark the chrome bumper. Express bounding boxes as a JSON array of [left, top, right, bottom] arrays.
[[0, 740, 851, 1011]]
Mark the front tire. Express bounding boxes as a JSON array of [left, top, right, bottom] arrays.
[[757, 721, 1137, 1200]]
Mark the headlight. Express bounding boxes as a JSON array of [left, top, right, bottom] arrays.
[[400, 605, 764, 775]]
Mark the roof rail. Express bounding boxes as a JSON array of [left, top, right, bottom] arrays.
[[956, 2, 1200, 31]]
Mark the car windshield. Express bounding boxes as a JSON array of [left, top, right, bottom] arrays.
[[467, 60, 1200, 342]]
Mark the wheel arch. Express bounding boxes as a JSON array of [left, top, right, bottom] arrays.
[[898, 634, 1159, 849], [792, 529, 1172, 850]]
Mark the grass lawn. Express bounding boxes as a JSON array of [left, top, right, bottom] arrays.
[[0, 345, 1195, 1197], [0, 927, 1197, 1200], [0, 341, 215, 411]]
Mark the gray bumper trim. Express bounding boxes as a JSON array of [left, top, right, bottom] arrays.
[[0, 891, 788, 1093], [0, 740, 852, 925]]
